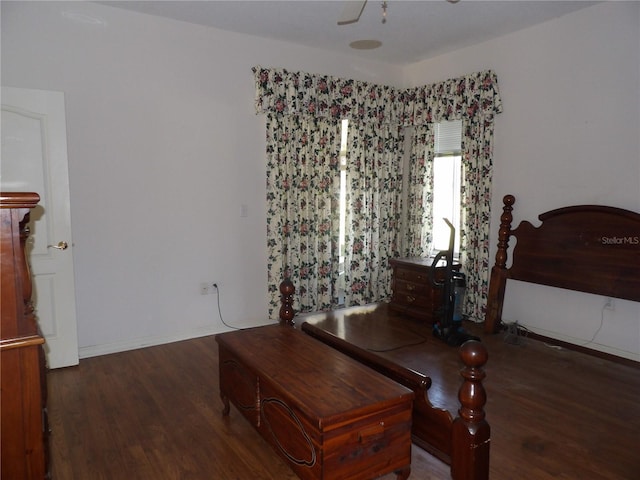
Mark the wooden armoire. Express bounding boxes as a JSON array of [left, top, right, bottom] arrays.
[[1, 192, 49, 479]]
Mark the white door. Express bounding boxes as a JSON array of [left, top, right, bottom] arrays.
[[1, 86, 79, 368]]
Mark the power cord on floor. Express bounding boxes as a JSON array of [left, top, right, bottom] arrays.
[[213, 283, 243, 330], [367, 338, 427, 353], [503, 322, 565, 351], [503, 307, 606, 350], [503, 321, 528, 345]]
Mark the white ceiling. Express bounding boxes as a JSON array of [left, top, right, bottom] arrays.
[[99, 1, 599, 65]]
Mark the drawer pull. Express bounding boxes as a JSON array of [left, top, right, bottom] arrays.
[[358, 422, 385, 443], [405, 295, 416, 304], [405, 284, 415, 292]]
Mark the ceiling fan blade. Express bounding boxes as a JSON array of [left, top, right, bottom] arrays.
[[337, 0, 367, 26]]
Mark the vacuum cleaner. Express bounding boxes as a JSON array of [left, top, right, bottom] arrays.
[[429, 218, 480, 347]]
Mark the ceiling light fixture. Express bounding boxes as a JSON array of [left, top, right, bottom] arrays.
[[349, 39, 383, 50], [381, 1, 388, 24]]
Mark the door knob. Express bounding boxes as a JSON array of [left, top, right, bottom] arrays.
[[48, 241, 68, 250]]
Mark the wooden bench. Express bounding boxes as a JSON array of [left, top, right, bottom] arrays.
[[216, 324, 414, 480]]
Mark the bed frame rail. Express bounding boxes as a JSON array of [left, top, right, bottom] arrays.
[[279, 279, 490, 480]]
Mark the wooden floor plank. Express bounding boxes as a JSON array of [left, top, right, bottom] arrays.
[[48, 327, 639, 479]]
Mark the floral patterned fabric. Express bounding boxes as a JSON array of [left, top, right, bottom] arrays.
[[254, 66, 502, 320], [460, 117, 496, 322], [265, 113, 341, 317], [254, 66, 502, 126], [404, 124, 435, 257], [397, 71, 502, 125], [344, 120, 405, 306], [254, 66, 401, 125]]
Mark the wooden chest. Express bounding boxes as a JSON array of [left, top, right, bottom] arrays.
[[389, 257, 460, 322], [216, 325, 414, 480]]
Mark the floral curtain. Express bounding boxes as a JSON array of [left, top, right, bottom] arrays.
[[399, 72, 502, 322], [344, 120, 405, 305], [403, 123, 435, 257], [254, 66, 502, 320], [265, 113, 342, 317], [254, 67, 502, 127], [397, 71, 502, 127], [459, 117, 496, 322], [253, 66, 401, 125]]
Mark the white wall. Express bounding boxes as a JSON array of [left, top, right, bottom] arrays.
[[4, 1, 639, 362], [405, 2, 640, 361], [1, 1, 401, 357]]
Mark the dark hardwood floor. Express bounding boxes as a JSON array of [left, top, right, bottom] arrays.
[[48, 324, 639, 479]]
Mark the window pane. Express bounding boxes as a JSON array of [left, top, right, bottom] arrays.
[[434, 119, 462, 155], [432, 155, 461, 255], [432, 119, 462, 256], [338, 119, 349, 305]]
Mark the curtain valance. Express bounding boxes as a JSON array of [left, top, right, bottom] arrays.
[[253, 66, 502, 126], [398, 70, 503, 124]]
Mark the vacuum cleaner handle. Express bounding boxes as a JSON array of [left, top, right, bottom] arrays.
[[429, 250, 448, 287]]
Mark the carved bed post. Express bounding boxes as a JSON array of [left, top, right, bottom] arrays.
[[484, 194, 515, 333], [279, 278, 295, 326], [451, 340, 490, 480]]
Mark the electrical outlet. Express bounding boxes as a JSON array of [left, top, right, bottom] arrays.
[[604, 297, 614, 310], [200, 282, 218, 295]]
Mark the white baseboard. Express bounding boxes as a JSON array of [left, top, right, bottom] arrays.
[[79, 325, 225, 359], [522, 324, 640, 363]]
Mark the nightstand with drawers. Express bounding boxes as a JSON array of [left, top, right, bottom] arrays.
[[389, 257, 460, 323]]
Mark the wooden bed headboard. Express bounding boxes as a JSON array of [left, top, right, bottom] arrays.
[[485, 194, 640, 333]]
